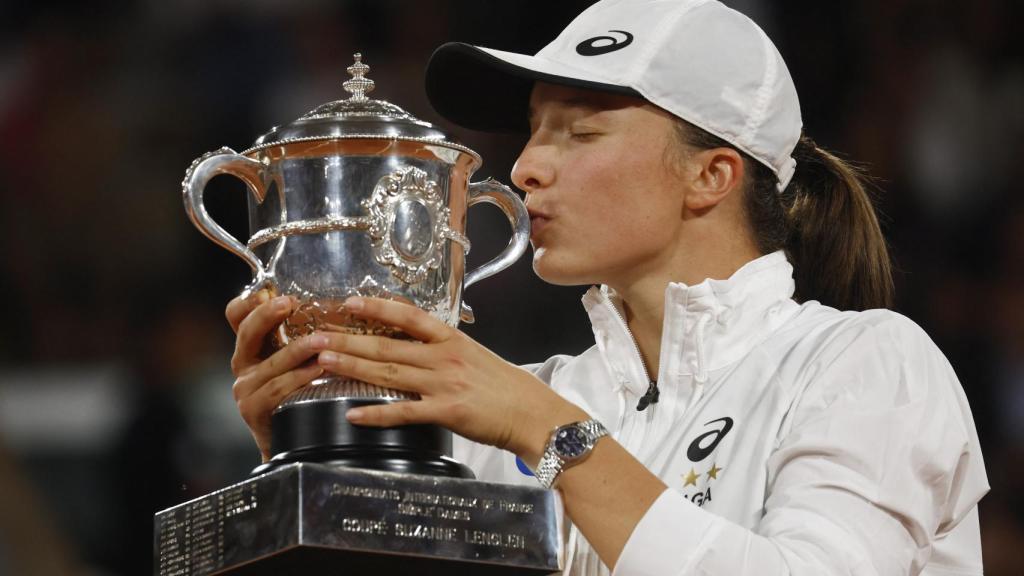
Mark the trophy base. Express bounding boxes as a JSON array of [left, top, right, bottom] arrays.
[[154, 463, 562, 575], [264, 397, 474, 479], [185, 545, 550, 575]]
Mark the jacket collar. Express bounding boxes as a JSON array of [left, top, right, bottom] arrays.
[[582, 251, 799, 397]]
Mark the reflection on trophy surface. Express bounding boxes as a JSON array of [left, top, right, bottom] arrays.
[[159, 54, 560, 576]]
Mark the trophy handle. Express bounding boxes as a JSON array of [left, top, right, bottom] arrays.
[[182, 147, 272, 295], [461, 178, 530, 324]]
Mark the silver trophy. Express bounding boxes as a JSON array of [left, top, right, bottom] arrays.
[[156, 55, 560, 575], [183, 54, 529, 477]]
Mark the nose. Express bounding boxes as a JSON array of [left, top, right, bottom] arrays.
[[510, 139, 554, 195]]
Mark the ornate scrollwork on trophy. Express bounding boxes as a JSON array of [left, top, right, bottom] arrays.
[[276, 275, 421, 404], [278, 276, 403, 343], [364, 167, 452, 284]]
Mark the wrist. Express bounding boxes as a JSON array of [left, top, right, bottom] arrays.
[[514, 400, 589, 470], [534, 419, 610, 489]]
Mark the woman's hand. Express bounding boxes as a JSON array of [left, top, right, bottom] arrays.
[[316, 296, 587, 466], [224, 290, 329, 461], [226, 293, 664, 570]]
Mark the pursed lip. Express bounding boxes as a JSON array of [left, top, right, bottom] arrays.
[[527, 208, 551, 239]]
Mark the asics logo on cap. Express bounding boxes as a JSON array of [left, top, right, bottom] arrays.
[[575, 30, 633, 56]]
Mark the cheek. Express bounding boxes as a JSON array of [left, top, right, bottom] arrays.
[[534, 137, 683, 280], [575, 150, 681, 231], [561, 181, 681, 271]]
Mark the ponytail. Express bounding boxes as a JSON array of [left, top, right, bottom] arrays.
[[782, 136, 893, 310], [674, 122, 894, 311]]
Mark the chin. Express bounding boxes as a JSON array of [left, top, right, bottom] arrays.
[[531, 249, 597, 287]]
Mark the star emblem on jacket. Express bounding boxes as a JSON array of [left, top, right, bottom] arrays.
[[681, 462, 723, 507], [707, 463, 722, 480]]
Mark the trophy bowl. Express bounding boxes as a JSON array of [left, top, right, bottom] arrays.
[[182, 54, 530, 478]]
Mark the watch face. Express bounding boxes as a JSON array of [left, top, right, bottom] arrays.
[[554, 426, 589, 459]]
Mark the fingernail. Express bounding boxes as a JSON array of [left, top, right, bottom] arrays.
[[272, 296, 291, 311], [344, 297, 364, 311], [319, 351, 339, 364], [346, 408, 365, 422], [309, 334, 329, 349], [257, 290, 270, 304]]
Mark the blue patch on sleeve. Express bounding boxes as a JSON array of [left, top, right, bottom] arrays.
[[515, 456, 535, 476]]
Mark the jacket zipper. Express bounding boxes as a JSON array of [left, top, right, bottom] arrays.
[[602, 292, 659, 411]]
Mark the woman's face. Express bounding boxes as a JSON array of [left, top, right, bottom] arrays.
[[511, 82, 689, 288]]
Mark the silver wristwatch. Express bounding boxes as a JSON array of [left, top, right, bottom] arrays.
[[534, 419, 609, 489]]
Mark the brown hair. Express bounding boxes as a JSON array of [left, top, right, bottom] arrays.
[[675, 122, 894, 311]]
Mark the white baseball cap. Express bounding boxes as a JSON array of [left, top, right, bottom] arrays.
[[425, 0, 801, 189]]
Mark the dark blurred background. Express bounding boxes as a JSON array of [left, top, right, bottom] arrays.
[[0, 0, 1021, 574]]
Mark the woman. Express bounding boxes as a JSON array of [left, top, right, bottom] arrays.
[[226, 1, 988, 574]]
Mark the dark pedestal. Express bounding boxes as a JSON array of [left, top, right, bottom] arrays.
[[255, 398, 475, 479]]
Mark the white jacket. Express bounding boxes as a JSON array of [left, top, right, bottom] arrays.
[[455, 251, 989, 576]]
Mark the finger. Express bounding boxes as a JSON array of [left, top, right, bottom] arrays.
[[343, 297, 451, 343], [225, 289, 271, 334], [321, 331, 432, 366], [232, 295, 295, 373], [318, 351, 428, 394], [346, 399, 432, 428], [237, 363, 324, 442], [233, 333, 328, 400]]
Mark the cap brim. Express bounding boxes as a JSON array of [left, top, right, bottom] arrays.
[[425, 42, 642, 133]]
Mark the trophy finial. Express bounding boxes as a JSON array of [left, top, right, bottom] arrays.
[[343, 53, 374, 102]]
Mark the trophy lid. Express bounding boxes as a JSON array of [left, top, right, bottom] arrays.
[[243, 54, 473, 157]]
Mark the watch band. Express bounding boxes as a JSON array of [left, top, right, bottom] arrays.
[[534, 419, 609, 489]]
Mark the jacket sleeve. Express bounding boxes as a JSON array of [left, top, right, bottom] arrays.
[[614, 313, 989, 576]]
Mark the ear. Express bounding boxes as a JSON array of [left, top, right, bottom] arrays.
[[684, 147, 745, 210]]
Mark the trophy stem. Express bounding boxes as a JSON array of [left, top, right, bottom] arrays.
[[259, 397, 475, 479]]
